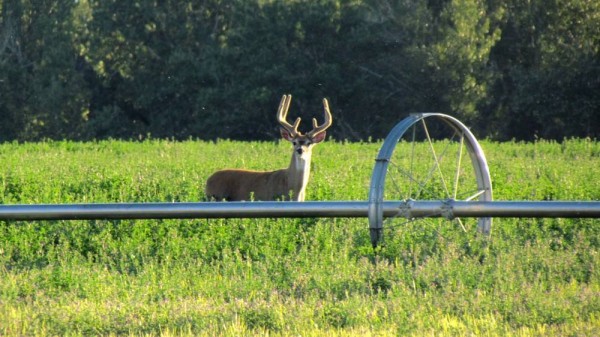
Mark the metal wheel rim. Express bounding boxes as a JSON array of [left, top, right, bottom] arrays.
[[368, 113, 493, 247]]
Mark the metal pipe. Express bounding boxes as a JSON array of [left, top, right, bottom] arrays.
[[451, 201, 600, 218], [0, 201, 372, 220], [398, 200, 600, 219], [1, 201, 600, 221]]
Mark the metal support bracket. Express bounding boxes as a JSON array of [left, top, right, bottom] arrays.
[[441, 199, 455, 220], [398, 199, 413, 219]]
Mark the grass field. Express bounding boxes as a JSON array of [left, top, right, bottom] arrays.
[[0, 139, 599, 336]]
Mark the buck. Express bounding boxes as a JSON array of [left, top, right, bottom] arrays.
[[205, 94, 332, 201]]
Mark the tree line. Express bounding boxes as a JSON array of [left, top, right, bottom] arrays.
[[1, 0, 598, 142]]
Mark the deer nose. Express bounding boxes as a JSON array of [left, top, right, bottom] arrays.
[[296, 148, 303, 155]]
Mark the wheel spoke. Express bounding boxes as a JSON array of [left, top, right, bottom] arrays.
[[409, 124, 417, 197], [422, 119, 451, 198], [385, 216, 452, 244], [455, 217, 468, 232], [463, 189, 487, 201], [383, 209, 444, 230], [386, 160, 405, 199], [415, 126, 457, 200], [394, 165, 428, 198], [453, 133, 465, 200]]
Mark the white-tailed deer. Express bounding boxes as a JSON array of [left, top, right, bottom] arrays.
[[205, 94, 332, 201]]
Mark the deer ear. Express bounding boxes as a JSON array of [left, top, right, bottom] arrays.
[[311, 131, 326, 143], [280, 128, 294, 141]]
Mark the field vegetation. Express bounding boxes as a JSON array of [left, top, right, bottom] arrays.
[[0, 139, 599, 336]]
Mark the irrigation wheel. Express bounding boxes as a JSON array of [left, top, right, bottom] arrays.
[[368, 113, 493, 247]]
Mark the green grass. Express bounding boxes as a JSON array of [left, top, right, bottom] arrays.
[[0, 139, 599, 336]]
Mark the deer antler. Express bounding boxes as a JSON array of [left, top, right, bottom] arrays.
[[307, 98, 333, 138], [277, 94, 301, 137]]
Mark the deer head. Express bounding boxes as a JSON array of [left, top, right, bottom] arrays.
[[277, 94, 332, 157]]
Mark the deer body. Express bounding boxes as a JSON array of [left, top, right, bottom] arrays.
[[205, 95, 332, 201], [204, 151, 310, 201]]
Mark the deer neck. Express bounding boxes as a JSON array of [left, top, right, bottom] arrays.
[[287, 149, 313, 201]]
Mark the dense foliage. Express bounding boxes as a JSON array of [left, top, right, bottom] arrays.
[[1, 0, 599, 141], [0, 140, 599, 335]]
